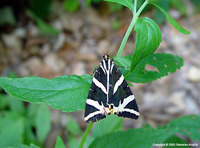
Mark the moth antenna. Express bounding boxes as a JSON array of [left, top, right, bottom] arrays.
[[106, 48, 111, 55], [99, 48, 106, 55]]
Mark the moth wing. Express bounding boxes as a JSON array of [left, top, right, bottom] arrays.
[[84, 61, 108, 123], [110, 63, 139, 119]]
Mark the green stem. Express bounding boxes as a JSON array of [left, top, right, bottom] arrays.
[[79, 122, 94, 148], [135, 0, 148, 18], [134, 0, 137, 15], [116, 0, 149, 57], [116, 16, 136, 57]]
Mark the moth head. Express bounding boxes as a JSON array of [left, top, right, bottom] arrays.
[[109, 104, 114, 113], [103, 54, 109, 61]]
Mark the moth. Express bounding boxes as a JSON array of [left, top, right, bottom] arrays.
[[84, 54, 139, 123]]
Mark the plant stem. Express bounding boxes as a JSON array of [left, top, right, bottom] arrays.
[[116, 16, 135, 57], [79, 122, 94, 148], [134, 0, 137, 15], [116, 0, 149, 57], [135, 0, 148, 19]]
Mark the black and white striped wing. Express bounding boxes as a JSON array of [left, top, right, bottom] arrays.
[[110, 63, 139, 119], [84, 61, 108, 123]]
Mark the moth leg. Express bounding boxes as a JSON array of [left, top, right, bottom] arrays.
[[103, 108, 107, 115]]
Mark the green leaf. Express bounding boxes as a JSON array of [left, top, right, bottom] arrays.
[[115, 53, 183, 83], [0, 75, 92, 112], [9, 96, 25, 115], [8, 71, 18, 78], [168, 115, 200, 141], [89, 125, 177, 148], [27, 10, 59, 36], [36, 17, 59, 36], [149, 0, 190, 34], [24, 122, 37, 144], [63, 0, 79, 13], [114, 55, 132, 68], [92, 0, 101, 3], [35, 103, 51, 144], [164, 135, 189, 148], [0, 113, 24, 147], [24, 104, 38, 144], [104, 0, 134, 12], [0, 7, 16, 26], [112, 20, 121, 30], [0, 94, 10, 109], [114, 55, 131, 77], [126, 53, 184, 83], [54, 136, 65, 148], [87, 0, 92, 7], [169, 0, 187, 15], [84, 115, 123, 147], [7, 143, 40, 148], [89, 115, 200, 148], [68, 136, 79, 148], [191, 0, 200, 14], [131, 17, 162, 71], [92, 114, 123, 137], [29, 0, 53, 18], [108, 3, 124, 12], [66, 117, 82, 136], [153, 0, 170, 24]]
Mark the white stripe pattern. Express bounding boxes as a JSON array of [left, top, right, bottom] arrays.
[[114, 95, 139, 116], [84, 99, 108, 121], [108, 59, 110, 71], [122, 108, 140, 116], [100, 63, 106, 74], [92, 77, 107, 94], [113, 75, 124, 94], [84, 110, 103, 121], [103, 59, 107, 71], [110, 62, 114, 74], [106, 59, 110, 103], [86, 99, 103, 110]]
